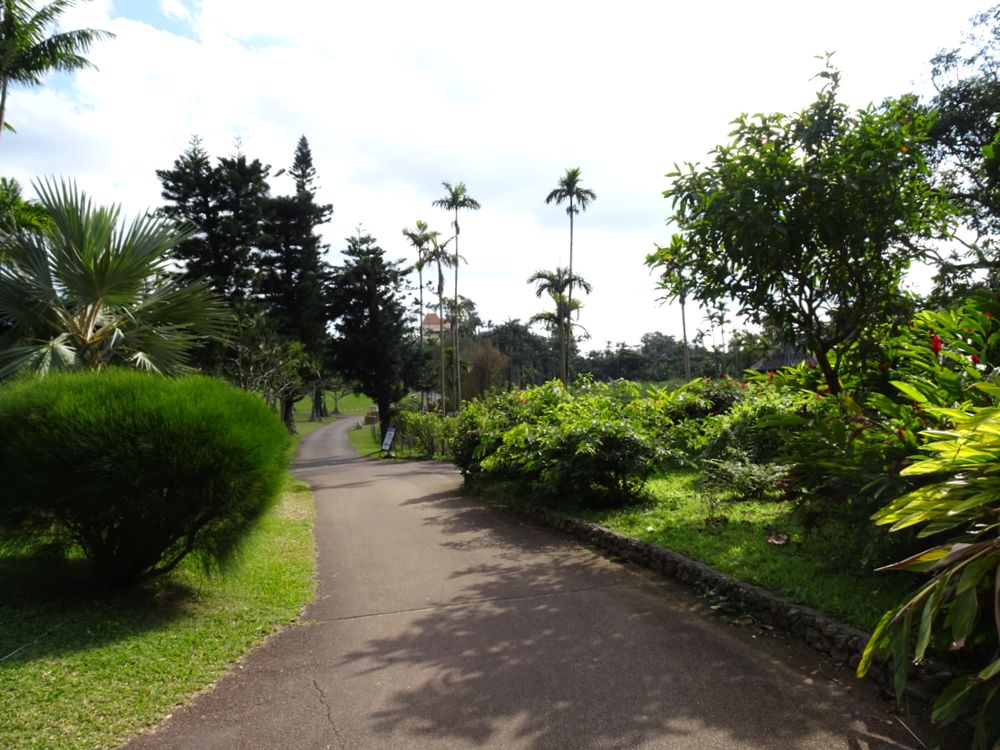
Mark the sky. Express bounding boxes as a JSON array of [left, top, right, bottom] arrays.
[[4, 0, 992, 352]]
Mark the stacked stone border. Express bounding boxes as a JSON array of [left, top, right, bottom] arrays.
[[504, 501, 949, 701]]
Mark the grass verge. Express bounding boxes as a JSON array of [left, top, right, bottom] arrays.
[[563, 471, 919, 633], [0, 477, 315, 750]]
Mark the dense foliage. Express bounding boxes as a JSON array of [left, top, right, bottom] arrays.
[[658, 63, 952, 393], [0, 370, 291, 585], [455, 379, 664, 508]]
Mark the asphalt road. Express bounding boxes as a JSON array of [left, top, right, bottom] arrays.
[[124, 418, 925, 749]]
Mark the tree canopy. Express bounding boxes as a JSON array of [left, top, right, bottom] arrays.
[[329, 231, 421, 438], [0, 0, 113, 138], [658, 63, 953, 393]]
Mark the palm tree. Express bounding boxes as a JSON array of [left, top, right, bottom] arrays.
[[527, 267, 592, 383], [432, 181, 479, 408], [424, 233, 454, 412], [401, 219, 433, 342], [0, 178, 229, 377], [545, 167, 596, 380], [0, 176, 48, 234], [0, 0, 114, 139]]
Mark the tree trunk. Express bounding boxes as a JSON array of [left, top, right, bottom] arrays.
[[566, 203, 574, 384], [377, 393, 392, 445], [281, 395, 298, 435], [439, 284, 447, 413], [309, 384, 323, 421], [418, 266, 426, 410], [813, 343, 841, 394], [680, 294, 691, 382], [453, 209, 462, 409]]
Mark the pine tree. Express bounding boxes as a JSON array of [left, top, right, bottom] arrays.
[[157, 137, 271, 304], [329, 231, 421, 440], [259, 135, 333, 356]]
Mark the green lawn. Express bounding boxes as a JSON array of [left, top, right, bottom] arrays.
[[570, 471, 919, 632], [0, 478, 316, 750], [292, 392, 373, 442]]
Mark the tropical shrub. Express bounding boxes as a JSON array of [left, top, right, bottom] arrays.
[[859, 385, 1000, 749], [699, 382, 802, 464], [395, 410, 456, 458], [0, 370, 291, 585], [455, 379, 664, 508]]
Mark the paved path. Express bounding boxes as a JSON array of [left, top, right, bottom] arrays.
[[126, 418, 924, 749]]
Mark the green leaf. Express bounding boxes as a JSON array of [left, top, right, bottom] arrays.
[[931, 676, 976, 726], [891, 380, 929, 404], [950, 587, 978, 648], [979, 656, 1000, 681]]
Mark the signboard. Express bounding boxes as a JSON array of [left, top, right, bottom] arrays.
[[381, 426, 396, 452]]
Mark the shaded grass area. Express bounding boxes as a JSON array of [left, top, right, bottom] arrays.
[[0, 478, 315, 750], [565, 471, 919, 633]]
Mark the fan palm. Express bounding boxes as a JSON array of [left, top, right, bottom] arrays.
[[528, 266, 592, 383], [0, 178, 229, 378], [0, 0, 113, 138], [432, 181, 479, 407], [545, 167, 596, 379]]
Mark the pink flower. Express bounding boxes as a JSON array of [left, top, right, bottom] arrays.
[[930, 335, 943, 353]]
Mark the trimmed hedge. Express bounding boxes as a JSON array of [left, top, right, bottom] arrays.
[[0, 370, 291, 585]]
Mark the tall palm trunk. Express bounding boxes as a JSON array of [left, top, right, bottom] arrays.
[[565, 200, 575, 384], [418, 265, 425, 409], [438, 263, 447, 413], [452, 208, 461, 407]]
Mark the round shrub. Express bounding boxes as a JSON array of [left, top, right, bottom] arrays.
[[0, 370, 291, 585]]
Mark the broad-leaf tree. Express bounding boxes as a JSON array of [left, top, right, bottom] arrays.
[[662, 63, 952, 393], [0, 0, 113, 138], [924, 5, 1000, 300], [545, 167, 596, 381], [432, 180, 479, 407], [329, 231, 421, 439], [0, 178, 228, 377]]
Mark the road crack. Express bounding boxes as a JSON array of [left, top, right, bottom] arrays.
[[312, 678, 345, 749]]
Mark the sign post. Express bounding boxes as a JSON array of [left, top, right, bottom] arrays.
[[380, 426, 396, 455]]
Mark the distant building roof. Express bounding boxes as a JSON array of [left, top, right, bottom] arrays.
[[422, 313, 451, 332]]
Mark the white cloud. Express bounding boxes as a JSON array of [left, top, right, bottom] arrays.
[[4, 0, 987, 351]]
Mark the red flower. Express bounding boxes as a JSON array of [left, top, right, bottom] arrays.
[[972, 353, 981, 364], [987, 311, 994, 319], [897, 428, 905, 439], [930, 335, 943, 353]]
